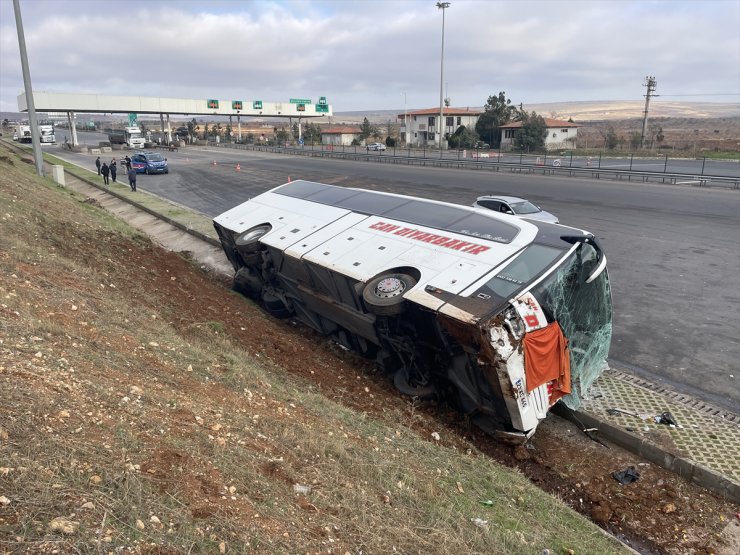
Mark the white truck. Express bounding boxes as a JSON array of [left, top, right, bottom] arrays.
[[17, 122, 56, 144], [214, 180, 613, 440], [108, 126, 145, 149]]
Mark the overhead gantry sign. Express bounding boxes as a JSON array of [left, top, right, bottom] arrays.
[[17, 91, 332, 118]]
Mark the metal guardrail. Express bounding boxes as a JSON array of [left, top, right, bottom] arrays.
[[209, 142, 740, 189]]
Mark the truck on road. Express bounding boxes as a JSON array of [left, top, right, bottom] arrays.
[[108, 126, 145, 149], [16, 121, 55, 144]]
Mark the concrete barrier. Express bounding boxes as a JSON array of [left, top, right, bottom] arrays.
[[51, 165, 65, 186]]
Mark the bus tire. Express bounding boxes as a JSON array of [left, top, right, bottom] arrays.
[[233, 267, 262, 299], [362, 273, 417, 316], [262, 291, 291, 319], [394, 366, 436, 399]]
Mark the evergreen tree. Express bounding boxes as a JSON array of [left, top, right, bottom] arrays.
[[475, 91, 517, 148], [514, 112, 547, 151]]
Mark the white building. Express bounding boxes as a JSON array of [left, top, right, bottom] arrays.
[[321, 126, 361, 147], [499, 118, 579, 151], [399, 107, 482, 147]]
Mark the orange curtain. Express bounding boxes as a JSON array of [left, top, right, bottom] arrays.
[[523, 321, 571, 402]]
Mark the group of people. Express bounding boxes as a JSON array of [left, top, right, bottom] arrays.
[[95, 155, 136, 191]]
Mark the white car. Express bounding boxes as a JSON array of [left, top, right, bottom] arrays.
[[473, 195, 559, 224], [366, 142, 386, 151]]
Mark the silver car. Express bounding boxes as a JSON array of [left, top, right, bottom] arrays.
[[473, 195, 559, 224]]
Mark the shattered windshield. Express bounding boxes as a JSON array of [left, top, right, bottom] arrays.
[[530, 242, 613, 409], [476, 244, 564, 299]]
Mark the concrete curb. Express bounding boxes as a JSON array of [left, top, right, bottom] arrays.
[[554, 406, 740, 503]]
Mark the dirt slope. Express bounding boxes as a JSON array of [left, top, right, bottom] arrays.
[[1, 144, 738, 554]]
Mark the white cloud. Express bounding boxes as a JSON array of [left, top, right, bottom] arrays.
[[1, 0, 738, 113]]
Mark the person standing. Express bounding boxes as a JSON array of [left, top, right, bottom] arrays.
[[110, 161, 117, 183], [101, 162, 110, 185], [124, 155, 131, 170], [127, 166, 137, 192], [95, 156, 101, 175]]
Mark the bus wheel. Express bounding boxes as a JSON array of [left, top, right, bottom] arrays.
[[262, 291, 291, 319], [394, 366, 435, 399], [233, 266, 262, 299], [362, 273, 417, 316]]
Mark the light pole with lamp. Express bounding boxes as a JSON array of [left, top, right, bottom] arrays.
[[437, 1, 450, 150], [401, 91, 407, 145]]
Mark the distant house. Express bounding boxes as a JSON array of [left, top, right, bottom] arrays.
[[398, 107, 482, 147], [321, 126, 361, 147], [499, 118, 579, 151]]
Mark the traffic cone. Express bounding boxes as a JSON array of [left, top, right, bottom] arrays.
[[212, 160, 217, 166], [235, 163, 241, 172]]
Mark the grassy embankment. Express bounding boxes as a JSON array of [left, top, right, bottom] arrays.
[[0, 142, 631, 553]]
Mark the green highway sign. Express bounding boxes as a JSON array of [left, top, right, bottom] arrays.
[[253, 100, 263, 109], [318, 96, 327, 105], [232, 100, 243, 110], [290, 98, 312, 104], [315, 104, 329, 113], [128, 113, 138, 126], [207, 99, 219, 109]]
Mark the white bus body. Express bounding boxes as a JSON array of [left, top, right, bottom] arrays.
[[214, 181, 613, 440]]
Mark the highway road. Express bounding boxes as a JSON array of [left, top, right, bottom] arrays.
[[48, 141, 740, 412]]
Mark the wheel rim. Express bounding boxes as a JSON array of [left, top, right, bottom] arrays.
[[375, 277, 406, 298]]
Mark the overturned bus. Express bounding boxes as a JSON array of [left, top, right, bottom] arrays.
[[213, 180, 613, 440]]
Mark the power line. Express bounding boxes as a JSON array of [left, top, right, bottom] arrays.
[[658, 93, 739, 97]]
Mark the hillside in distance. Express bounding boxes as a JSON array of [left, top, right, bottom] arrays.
[[330, 100, 740, 124]]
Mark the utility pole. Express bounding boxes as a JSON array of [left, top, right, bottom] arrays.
[[437, 2, 450, 150], [640, 76, 658, 149], [13, 0, 44, 176]]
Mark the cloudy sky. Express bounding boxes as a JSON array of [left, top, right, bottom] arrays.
[[1, 0, 738, 113]]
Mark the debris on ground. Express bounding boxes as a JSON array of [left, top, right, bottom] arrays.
[[612, 466, 641, 485]]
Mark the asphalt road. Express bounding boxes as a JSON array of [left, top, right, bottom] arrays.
[[50, 142, 740, 412]]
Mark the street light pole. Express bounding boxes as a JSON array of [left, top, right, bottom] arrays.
[[437, 1, 450, 150], [401, 91, 407, 145], [13, 0, 44, 176]]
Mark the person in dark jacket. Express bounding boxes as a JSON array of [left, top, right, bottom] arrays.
[[124, 155, 131, 170], [127, 166, 137, 192], [95, 156, 101, 175], [110, 160, 117, 183], [101, 162, 110, 185]]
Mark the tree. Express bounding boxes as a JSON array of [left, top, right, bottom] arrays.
[[514, 111, 547, 152], [359, 117, 378, 143], [187, 118, 196, 137], [447, 125, 480, 149], [303, 123, 322, 144], [475, 91, 517, 148], [203, 123, 209, 140], [275, 127, 290, 145], [655, 126, 665, 145], [602, 125, 619, 150], [629, 131, 642, 150]]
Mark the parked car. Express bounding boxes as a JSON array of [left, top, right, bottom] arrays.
[[473, 195, 559, 224], [130, 151, 169, 174], [366, 142, 386, 151]]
